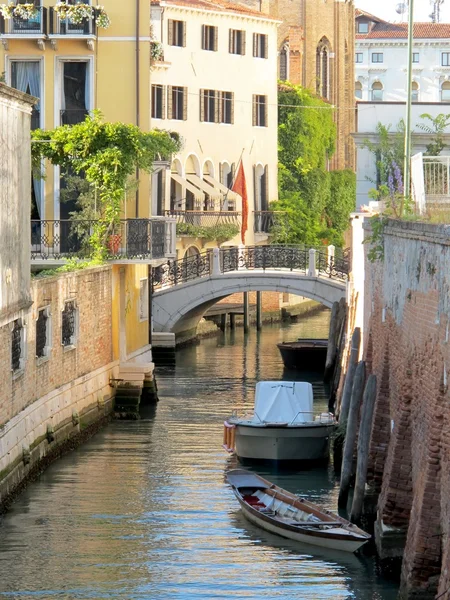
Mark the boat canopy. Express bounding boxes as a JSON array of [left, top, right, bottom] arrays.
[[252, 381, 314, 425]]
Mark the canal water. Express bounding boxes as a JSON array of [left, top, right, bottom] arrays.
[[0, 311, 399, 599]]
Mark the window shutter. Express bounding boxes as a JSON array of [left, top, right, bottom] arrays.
[[201, 24, 206, 50], [214, 26, 218, 51], [199, 89, 205, 122], [241, 31, 246, 55], [229, 29, 233, 53], [253, 165, 258, 209], [183, 87, 188, 120], [264, 96, 268, 127], [253, 33, 258, 57], [264, 35, 268, 59], [231, 163, 236, 188], [263, 165, 269, 210], [252, 94, 256, 126], [167, 85, 173, 119], [182, 21, 186, 47], [168, 19, 173, 45], [161, 86, 166, 119], [214, 91, 220, 123], [230, 92, 234, 124], [219, 162, 224, 185]]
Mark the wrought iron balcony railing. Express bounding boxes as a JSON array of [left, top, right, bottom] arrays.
[[49, 7, 96, 35], [60, 109, 88, 126], [253, 210, 289, 234], [166, 210, 241, 228], [31, 218, 176, 261], [0, 7, 47, 35]]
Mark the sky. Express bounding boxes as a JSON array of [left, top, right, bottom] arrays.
[[355, 0, 450, 23]]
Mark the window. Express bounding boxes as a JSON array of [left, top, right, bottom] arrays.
[[151, 84, 165, 119], [442, 53, 450, 66], [355, 81, 363, 99], [316, 37, 331, 99], [200, 89, 219, 123], [36, 307, 51, 361], [229, 29, 246, 55], [202, 25, 217, 51], [168, 19, 186, 47], [61, 301, 78, 348], [220, 91, 234, 124], [139, 279, 149, 321], [253, 94, 267, 127], [61, 61, 89, 125], [372, 53, 383, 63], [279, 43, 289, 81], [441, 81, 450, 101], [253, 33, 268, 58], [371, 81, 383, 101], [411, 81, 419, 102], [357, 21, 369, 33], [355, 52, 363, 63], [167, 86, 187, 120], [10, 61, 41, 129], [11, 319, 25, 373], [412, 52, 419, 63]]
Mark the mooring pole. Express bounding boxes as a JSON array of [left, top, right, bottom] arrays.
[[243, 292, 249, 334], [256, 291, 262, 331]]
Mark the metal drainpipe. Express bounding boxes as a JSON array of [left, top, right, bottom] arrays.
[[135, 0, 140, 217]]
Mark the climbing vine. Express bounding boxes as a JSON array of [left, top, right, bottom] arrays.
[[32, 111, 181, 260]]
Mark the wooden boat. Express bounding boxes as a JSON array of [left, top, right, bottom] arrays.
[[224, 381, 336, 463], [277, 338, 328, 371], [226, 469, 370, 553]]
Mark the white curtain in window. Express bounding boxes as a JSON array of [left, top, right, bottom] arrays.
[[14, 61, 40, 109]]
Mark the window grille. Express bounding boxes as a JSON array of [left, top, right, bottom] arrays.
[[62, 301, 77, 347], [11, 319, 23, 372], [36, 309, 48, 358]]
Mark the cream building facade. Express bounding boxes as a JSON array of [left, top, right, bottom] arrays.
[[150, 0, 280, 256]]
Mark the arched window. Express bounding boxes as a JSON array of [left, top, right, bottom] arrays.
[[371, 81, 383, 101], [316, 38, 331, 99], [441, 81, 450, 101], [355, 81, 363, 100], [411, 81, 419, 102], [279, 42, 289, 81]]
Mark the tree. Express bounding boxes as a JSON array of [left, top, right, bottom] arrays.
[[417, 113, 450, 156], [32, 111, 181, 259], [272, 83, 355, 247]]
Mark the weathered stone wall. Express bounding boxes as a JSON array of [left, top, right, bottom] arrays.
[[363, 219, 450, 599], [0, 266, 118, 510]]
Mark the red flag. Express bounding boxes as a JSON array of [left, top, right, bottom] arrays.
[[232, 161, 248, 245]]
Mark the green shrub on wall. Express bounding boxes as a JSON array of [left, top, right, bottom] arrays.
[[176, 223, 240, 243]]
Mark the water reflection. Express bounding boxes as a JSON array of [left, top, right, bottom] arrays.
[[0, 313, 398, 599]]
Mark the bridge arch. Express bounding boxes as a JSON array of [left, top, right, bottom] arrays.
[[152, 271, 346, 334]]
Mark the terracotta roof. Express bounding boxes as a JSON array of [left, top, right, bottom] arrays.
[[151, 0, 279, 20], [356, 21, 450, 40], [355, 8, 387, 23]]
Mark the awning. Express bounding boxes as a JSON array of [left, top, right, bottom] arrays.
[[171, 173, 204, 202], [185, 173, 222, 201], [204, 175, 238, 201]]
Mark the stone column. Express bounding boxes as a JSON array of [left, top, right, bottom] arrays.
[[308, 248, 317, 277]]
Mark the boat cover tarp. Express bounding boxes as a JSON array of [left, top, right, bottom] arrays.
[[252, 381, 314, 424], [226, 470, 267, 490]]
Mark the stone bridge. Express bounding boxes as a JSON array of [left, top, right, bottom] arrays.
[[151, 245, 348, 334]]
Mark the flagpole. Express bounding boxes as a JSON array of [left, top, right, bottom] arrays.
[[218, 147, 245, 214]]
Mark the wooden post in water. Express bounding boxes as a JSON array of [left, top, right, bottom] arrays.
[[338, 360, 366, 508], [220, 313, 227, 332], [350, 374, 377, 524], [324, 301, 339, 382], [230, 313, 236, 330], [243, 292, 249, 334], [256, 291, 262, 331], [339, 327, 361, 422]]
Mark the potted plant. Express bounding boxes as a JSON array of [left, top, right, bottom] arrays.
[[54, 2, 110, 28], [0, 2, 38, 20]]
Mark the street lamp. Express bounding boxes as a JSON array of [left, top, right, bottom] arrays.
[[403, 0, 414, 198]]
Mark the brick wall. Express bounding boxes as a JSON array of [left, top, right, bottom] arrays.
[[363, 220, 450, 599], [0, 266, 113, 427]]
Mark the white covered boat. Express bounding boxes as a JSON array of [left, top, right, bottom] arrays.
[[223, 381, 336, 463], [227, 469, 370, 553]]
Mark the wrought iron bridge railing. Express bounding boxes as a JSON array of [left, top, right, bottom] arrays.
[[31, 218, 175, 261], [152, 245, 350, 291]]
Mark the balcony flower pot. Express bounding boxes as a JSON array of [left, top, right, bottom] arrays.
[[0, 2, 38, 20], [108, 234, 121, 255], [54, 2, 110, 28]]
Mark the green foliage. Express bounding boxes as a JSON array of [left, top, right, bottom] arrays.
[[417, 113, 450, 156], [365, 215, 387, 263], [276, 83, 355, 247], [32, 257, 104, 279], [176, 222, 240, 243], [362, 121, 405, 187], [31, 111, 181, 260]]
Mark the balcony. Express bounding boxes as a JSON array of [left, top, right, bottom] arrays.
[[0, 6, 47, 46], [31, 218, 177, 265], [411, 154, 450, 220], [49, 6, 96, 36], [254, 210, 289, 234], [166, 210, 241, 242]]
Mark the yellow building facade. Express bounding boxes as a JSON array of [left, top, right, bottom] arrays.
[[1, 0, 152, 220]]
